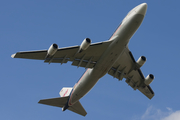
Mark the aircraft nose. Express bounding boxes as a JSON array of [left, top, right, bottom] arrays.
[[136, 3, 147, 16]]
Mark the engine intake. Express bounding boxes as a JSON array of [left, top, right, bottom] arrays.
[[46, 43, 58, 58], [78, 38, 91, 53], [136, 56, 146, 69], [144, 74, 154, 85]]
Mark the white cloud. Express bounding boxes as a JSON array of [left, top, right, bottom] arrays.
[[162, 111, 180, 120], [140, 106, 166, 120], [135, 106, 180, 120], [166, 107, 172, 112]]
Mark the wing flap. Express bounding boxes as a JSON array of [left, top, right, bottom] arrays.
[[138, 85, 154, 99], [71, 60, 95, 68], [44, 58, 69, 64]]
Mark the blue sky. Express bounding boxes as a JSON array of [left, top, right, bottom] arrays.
[[1, 0, 180, 120]]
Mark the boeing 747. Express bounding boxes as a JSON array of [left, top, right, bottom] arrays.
[[12, 3, 154, 116]]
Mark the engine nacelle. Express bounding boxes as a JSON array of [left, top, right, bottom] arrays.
[[136, 56, 146, 69], [144, 74, 154, 85], [78, 38, 91, 53], [47, 43, 58, 57]]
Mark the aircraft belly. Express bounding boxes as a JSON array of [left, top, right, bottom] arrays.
[[68, 14, 145, 106], [69, 68, 100, 106], [12, 3, 153, 116]]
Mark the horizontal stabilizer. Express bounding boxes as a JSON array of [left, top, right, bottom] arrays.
[[38, 96, 69, 108], [68, 101, 87, 116], [38, 97, 87, 116]]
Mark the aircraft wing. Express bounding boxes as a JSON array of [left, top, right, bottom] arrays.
[[12, 41, 112, 68], [108, 47, 154, 99]]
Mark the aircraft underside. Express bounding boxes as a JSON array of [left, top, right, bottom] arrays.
[[12, 3, 155, 116]]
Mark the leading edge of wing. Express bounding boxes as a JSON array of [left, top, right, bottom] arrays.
[[11, 41, 107, 58], [11, 41, 106, 58], [11, 45, 79, 58]]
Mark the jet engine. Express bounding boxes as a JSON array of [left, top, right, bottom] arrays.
[[144, 74, 154, 85], [136, 56, 146, 68], [46, 43, 58, 58], [78, 38, 91, 53]]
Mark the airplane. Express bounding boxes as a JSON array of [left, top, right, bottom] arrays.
[[11, 3, 154, 116]]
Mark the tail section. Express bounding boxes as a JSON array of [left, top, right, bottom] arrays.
[[38, 87, 87, 116]]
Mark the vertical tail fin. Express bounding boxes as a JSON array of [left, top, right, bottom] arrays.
[[59, 87, 73, 97]]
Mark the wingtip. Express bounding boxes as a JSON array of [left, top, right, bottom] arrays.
[[38, 100, 41, 104], [11, 53, 16, 58]]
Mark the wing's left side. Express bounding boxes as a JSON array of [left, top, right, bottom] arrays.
[[108, 47, 154, 99], [12, 40, 112, 68]]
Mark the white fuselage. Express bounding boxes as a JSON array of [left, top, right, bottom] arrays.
[[68, 3, 147, 106]]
